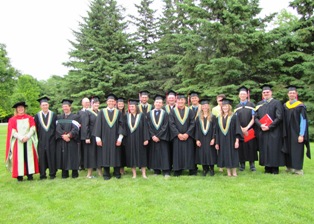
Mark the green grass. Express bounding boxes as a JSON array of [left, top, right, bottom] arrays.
[[0, 124, 313, 223]]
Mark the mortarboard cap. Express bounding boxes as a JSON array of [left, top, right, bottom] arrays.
[[37, 96, 50, 104], [154, 94, 164, 101], [286, 85, 301, 92], [129, 99, 140, 105], [200, 99, 210, 105], [12, 101, 28, 108], [167, 90, 176, 97], [261, 84, 273, 91], [176, 93, 186, 99], [189, 91, 200, 97], [237, 86, 249, 93], [90, 96, 100, 103], [219, 97, 233, 105], [139, 90, 150, 96], [106, 93, 117, 101], [117, 97, 125, 103], [61, 99, 73, 105]]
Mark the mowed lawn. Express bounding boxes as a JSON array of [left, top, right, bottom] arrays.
[[0, 124, 313, 224]]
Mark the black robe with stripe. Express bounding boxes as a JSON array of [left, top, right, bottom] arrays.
[[34, 110, 57, 177], [169, 106, 195, 171], [94, 108, 124, 167], [195, 115, 217, 166], [235, 102, 258, 163], [215, 114, 242, 168], [124, 112, 150, 168], [147, 109, 170, 170], [282, 101, 311, 170]]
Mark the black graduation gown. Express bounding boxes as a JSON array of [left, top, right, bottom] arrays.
[[169, 106, 195, 171], [34, 110, 57, 177], [282, 101, 311, 169], [195, 115, 217, 166], [147, 109, 170, 170], [94, 108, 124, 167], [216, 114, 242, 168], [56, 113, 80, 170], [78, 109, 90, 166], [255, 99, 285, 167], [124, 112, 150, 167], [84, 109, 99, 169], [234, 102, 258, 162]]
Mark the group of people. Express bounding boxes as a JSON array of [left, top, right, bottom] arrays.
[[5, 84, 311, 181]]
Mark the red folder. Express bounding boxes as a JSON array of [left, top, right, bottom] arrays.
[[259, 114, 273, 126], [244, 128, 255, 142]]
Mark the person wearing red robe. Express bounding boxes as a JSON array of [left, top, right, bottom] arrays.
[[5, 101, 39, 181]]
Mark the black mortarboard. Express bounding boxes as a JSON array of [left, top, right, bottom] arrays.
[[61, 99, 73, 105], [117, 97, 125, 103], [37, 96, 50, 104], [261, 84, 273, 91], [237, 86, 249, 93], [220, 97, 233, 105], [12, 101, 28, 108], [106, 93, 117, 101], [129, 99, 140, 105], [139, 90, 150, 96], [176, 93, 186, 99], [154, 94, 164, 101], [200, 99, 210, 105], [167, 90, 176, 97], [189, 91, 200, 97], [286, 85, 301, 92], [90, 96, 100, 103]]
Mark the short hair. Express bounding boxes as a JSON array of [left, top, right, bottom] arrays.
[[217, 94, 226, 99]]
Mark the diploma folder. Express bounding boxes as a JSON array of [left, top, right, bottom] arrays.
[[259, 114, 273, 126], [244, 128, 255, 143]]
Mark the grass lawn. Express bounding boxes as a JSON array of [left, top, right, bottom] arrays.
[[0, 124, 313, 223]]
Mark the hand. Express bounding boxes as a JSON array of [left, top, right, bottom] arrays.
[[152, 136, 160, 142], [21, 136, 29, 143], [178, 134, 185, 141], [261, 124, 269, 131], [62, 134, 70, 142], [143, 140, 149, 146], [96, 140, 103, 146], [215, 144, 219, 150], [235, 141, 239, 149], [183, 133, 189, 140], [298, 136, 304, 143], [116, 141, 122, 146], [196, 140, 201, 147], [85, 139, 91, 144], [210, 139, 215, 146]]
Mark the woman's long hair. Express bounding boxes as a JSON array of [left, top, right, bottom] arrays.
[[199, 105, 212, 122], [220, 104, 233, 117]]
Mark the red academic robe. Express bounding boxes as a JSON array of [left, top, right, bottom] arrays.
[[5, 114, 39, 178]]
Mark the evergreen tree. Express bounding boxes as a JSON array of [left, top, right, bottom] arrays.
[[64, 0, 140, 104]]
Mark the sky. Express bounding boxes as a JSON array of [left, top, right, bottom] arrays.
[[0, 0, 297, 80]]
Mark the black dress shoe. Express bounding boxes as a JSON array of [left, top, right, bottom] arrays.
[[209, 169, 215, 176], [17, 176, 23, 182], [50, 176, 56, 180], [203, 170, 208, 176], [104, 176, 111, 180], [239, 163, 245, 171], [250, 162, 256, 171], [27, 175, 34, 181], [40, 176, 47, 180]]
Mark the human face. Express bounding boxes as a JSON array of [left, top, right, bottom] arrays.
[[129, 105, 136, 114], [167, 95, 176, 105], [190, 96, 199, 106], [16, 106, 25, 115], [217, 97, 223, 106], [107, 99, 116, 109], [262, 90, 272, 100], [201, 103, 209, 112], [222, 104, 229, 114], [117, 102, 124, 110], [40, 102, 49, 113], [82, 98, 90, 109], [62, 104, 71, 114], [141, 95, 148, 104], [92, 102, 100, 111], [177, 98, 186, 109], [239, 91, 248, 102], [154, 99, 163, 110], [288, 90, 297, 101]]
